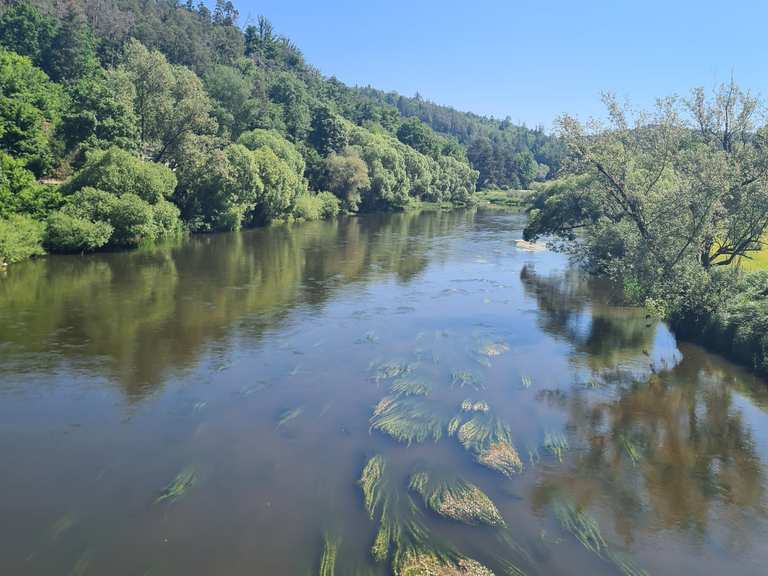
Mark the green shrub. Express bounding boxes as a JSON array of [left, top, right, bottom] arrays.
[[669, 270, 768, 375], [107, 193, 156, 247], [293, 191, 340, 221], [52, 187, 164, 249], [45, 212, 112, 253], [0, 214, 45, 265], [60, 147, 177, 203], [152, 199, 182, 238]]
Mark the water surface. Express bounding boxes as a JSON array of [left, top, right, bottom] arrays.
[[1, 210, 767, 575]]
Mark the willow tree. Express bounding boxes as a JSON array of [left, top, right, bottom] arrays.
[[526, 81, 768, 295]]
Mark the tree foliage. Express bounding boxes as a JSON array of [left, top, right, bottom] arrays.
[[525, 81, 768, 324]]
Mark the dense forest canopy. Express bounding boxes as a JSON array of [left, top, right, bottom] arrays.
[[0, 0, 563, 266]]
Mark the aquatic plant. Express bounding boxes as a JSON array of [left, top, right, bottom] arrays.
[[156, 467, 196, 503], [451, 370, 484, 390], [409, 471, 505, 526], [543, 431, 569, 463], [50, 514, 76, 540], [447, 415, 463, 437], [552, 499, 648, 576], [370, 395, 444, 444], [552, 500, 605, 555], [395, 552, 495, 576], [319, 532, 341, 576], [358, 456, 427, 564], [605, 550, 649, 576], [475, 340, 510, 358], [476, 442, 524, 478], [358, 456, 497, 575], [356, 331, 379, 344], [461, 399, 490, 413], [391, 378, 432, 397], [619, 434, 642, 466], [360, 455, 387, 519], [456, 414, 523, 477], [371, 360, 416, 383], [277, 406, 304, 428]]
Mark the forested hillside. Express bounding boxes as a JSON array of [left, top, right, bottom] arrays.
[[0, 0, 559, 266]]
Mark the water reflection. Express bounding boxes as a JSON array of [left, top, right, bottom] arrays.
[[0, 210, 474, 397], [522, 262, 768, 558], [2, 210, 768, 576]]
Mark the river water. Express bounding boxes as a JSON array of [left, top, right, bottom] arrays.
[[1, 209, 767, 575]]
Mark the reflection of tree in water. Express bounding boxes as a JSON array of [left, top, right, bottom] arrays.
[[522, 265, 767, 551], [520, 265, 663, 373], [0, 210, 475, 397], [533, 363, 767, 548]]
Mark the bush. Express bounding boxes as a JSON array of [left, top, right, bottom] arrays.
[[0, 214, 45, 265], [152, 199, 182, 238], [46, 187, 166, 251], [252, 146, 305, 222], [293, 191, 340, 221], [60, 147, 177, 203], [107, 193, 156, 247], [668, 270, 768, 375], [45, 212, 112, 253]]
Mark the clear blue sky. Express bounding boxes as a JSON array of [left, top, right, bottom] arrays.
[[232, 0, 766, 129]]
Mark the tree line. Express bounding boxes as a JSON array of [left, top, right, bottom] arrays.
[[2, 0, 557, 265]]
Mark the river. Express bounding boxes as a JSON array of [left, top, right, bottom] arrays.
[[1, 209, 767, 575]]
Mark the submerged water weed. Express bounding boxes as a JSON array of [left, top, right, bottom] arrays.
[[156, 467, 196, 503], [395, 552, 495, 576], [475, 340, 510, 358], [391, 378, 432, 397], [619, 434, 642, 466], [370, 360, 416, 383], [356, 331, 380, 344], [461, 399, 490, 413], [277, 406, 304, 428], [409, 471, 505, 526], [358, 456, 427, 564], [476, 442, 524, 478], [527, 446, 541, 466], [552, 500, 605, 555], [552, 499, 648, 576], [543, 431, 569, 463], [319, 532, 341, 576], [370, 395, 444, 445], [357, 456, 497, 575], [604, 550, 650, 576], [360, 455, 387, 519], [447, 415, 463, 437], [456, 414, 523, 477], [50, 514, 76, 540], [451, 370, 484, 391]]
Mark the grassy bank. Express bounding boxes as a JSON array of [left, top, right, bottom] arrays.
[[475, 189, 534, 209]]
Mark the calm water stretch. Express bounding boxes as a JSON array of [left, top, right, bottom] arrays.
[[2, 209, 768, 575]]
